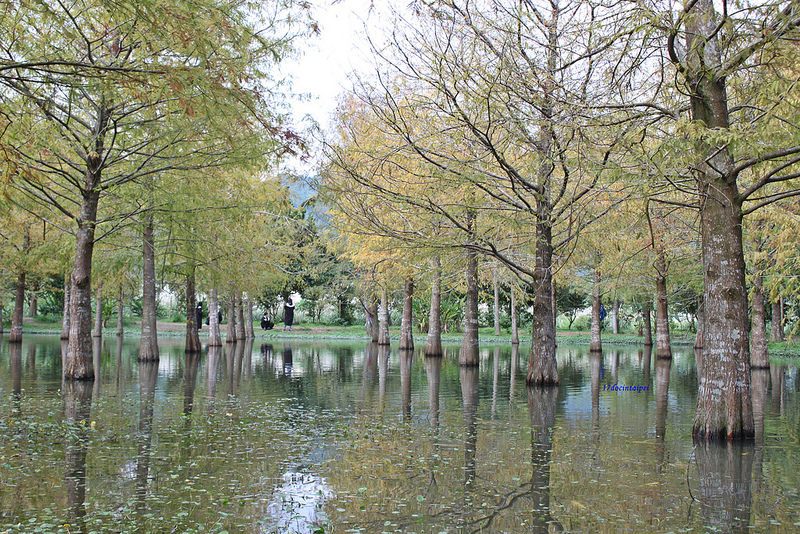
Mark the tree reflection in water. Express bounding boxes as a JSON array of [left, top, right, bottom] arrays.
[[461, 366, 479, 490], [695, 441, 754, 533], [10, 342, 21, 416], [135, 361, 158, 513], [400, 349, 413, 422], [63, 379, 93, 533], [528, 386, 563, 533], [378, 344, 388, 413]]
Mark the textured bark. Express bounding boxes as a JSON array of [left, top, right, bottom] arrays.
[[510, 286, 519, 345], [245, 297, 255, 339], [750, 274, 769, 369], [64, 190, 101, 380], [493, 268, 501, 335], [9, 271, 25, 343], [527, 217, 558, 384], [590, 265, 602, 352], [378, 288, 390, 345], [643, 301, 653, 347], [185, 269, 201, 353], [611, 298, 620, 334], [366, 299, 379, 343], [208, 287, 222, 346], [226, 289, 236, 344], [236, 293, 246, 340], [655, 253, 672, 359], [93, 282, 103, 337], [527, 385, 562, 532], [139, 215, 159, 362], [61, 274, 71, 340], [770, 300, 784, 342], [460, 366, 479, 489], [460, 248, 479, 366], [425, 257, 443, 356], [28, 280, 39, 317], [695, 295, 705, 349], [116, 289, 124, 336], [399, 278, 414, 351]]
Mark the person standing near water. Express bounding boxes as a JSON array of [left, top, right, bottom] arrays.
[[283, 298, 295, 331]]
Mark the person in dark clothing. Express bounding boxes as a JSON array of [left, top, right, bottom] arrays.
[[283, 298, 295, 331], [261, 313, 274, 331], [195, 302, 204, 330]]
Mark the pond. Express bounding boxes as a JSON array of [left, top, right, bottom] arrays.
[[1, 335, 799, 533]]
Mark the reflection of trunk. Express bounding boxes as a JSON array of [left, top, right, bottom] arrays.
[[61, 274, 71, 340], [509, 344, 518, 411], [492, 346, 500, 418], [378, 344, 388, 412], [63, 380, 93, 530], [461, 248, 480, 366], [92, 337, 102, 399], [245, 298, 255, 339], [207, 345, 221, 401], [493, 268, 501, 335], [750, 274, 769, 369], [612, 298, 620, 334], [400, 349, 412, 421], [694, 295, 704, 349], [426, 355, 442, 429], [226, 291, 236, 343], [461, 366, 479, 489], [655, 359, 671, 443], [184, 351, 201, 417], [234, 339, 245, 390], [770, 300, 784, 342], [751, 369, 768, 443], [10, 270, 25, 343], [136, 361, 158, 511], [244, 339, 253, 381], [590, 352, 601, 434], [115, 336, 123, 392], [769, 364, 784, 415], [378, 288, 390, 346], [426, 257, 443, 356], [27, 344, 36, 374], [10, 343, 22, 414], [643, 345, 652, 385], [642, 301, 653, 347], [399, 278, 414, 350], [139, 214, 159, 361], [527, 386, 562, 532], [65, 189, 101, 379], [116, 288, 124, 336], [93, 282, 103, 337], [696, 442, 753, 531], [208, 287, 222, 346], [510, 286, 519, 345], [185, 268, 201, 353], [655, 253, 672, 359], [590, 266, 602, 352]]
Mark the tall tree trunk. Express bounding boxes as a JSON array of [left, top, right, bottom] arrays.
[[425, 256, 443, 356], [93, 282, 103, 338], [246, 297, 255, 339], [208, 286, 222, 346], [28, 280, 39, 317], [116, 289, 124, 336], [378, 288, 390, 345], [461, 247, 479, 366], [510, 285, 519, 345], [682, 0, 752, 441], [590, 265, 602, 352], [528, 216, 558, 384], [750, 274, 769, 369], [366, 298, 379, 343], [612, 298, 620, 334], [139, 214, 159, 361], [236, 293, 246, 340], [64, 189, 101, 380], [9, 271, 25, 343], [226, 289, 236, 344], [61, 273, 71, 340], [655, 252, 672, 359], [185, 268, 201, 353], [643, 301, 653, 347], [399, 278, 414, 351], [770, 300, 784, 342], [695, 295, 704, 349], [493, 268, 501, 335]]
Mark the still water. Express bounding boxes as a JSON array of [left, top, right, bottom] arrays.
[[0, 335, 798, 533]]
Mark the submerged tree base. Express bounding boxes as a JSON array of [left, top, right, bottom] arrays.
[[693, 426, 755, 442]]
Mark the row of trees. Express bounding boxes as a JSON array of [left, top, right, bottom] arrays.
[[320, 0, 800, 441], [0, 1, 320, 375]]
